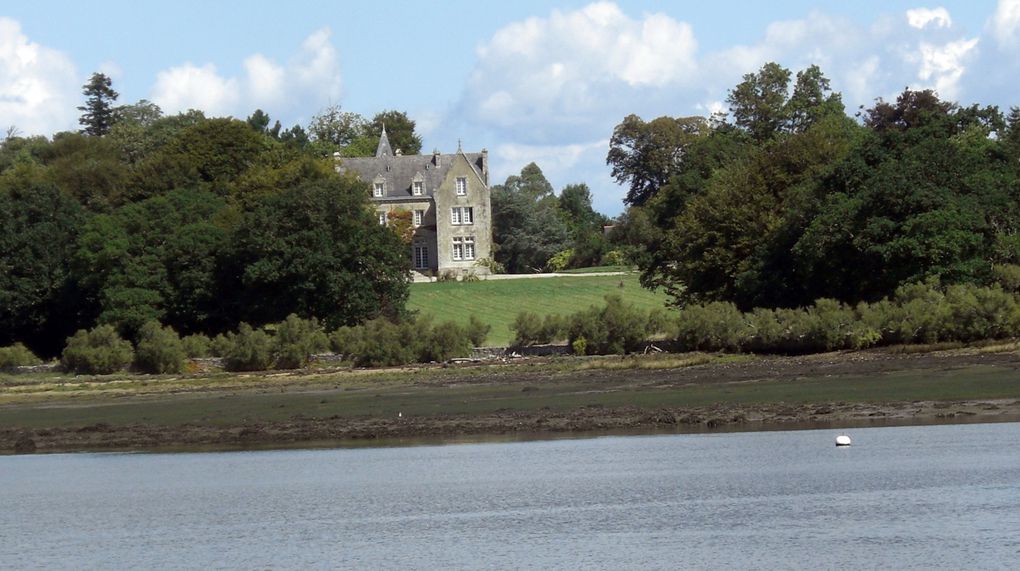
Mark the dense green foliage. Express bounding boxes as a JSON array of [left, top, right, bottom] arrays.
[[329, 316, 477, 367], [491, 163, 610, 272], [134, 321, 186, 374], [0, 343, 42, 368], [1, 83, 417, 358], [608, 62, 1020, 313], [509, 282, 1020, 357], [60, 324, 134, 374], [512, 294, 667, 354]]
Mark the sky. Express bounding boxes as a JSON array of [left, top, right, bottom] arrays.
[[3, 1, 1020, 215]]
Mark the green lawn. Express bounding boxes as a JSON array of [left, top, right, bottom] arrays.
[[407, 273, 671, 346]]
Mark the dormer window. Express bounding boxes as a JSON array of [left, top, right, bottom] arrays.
[[456, 177, 467, 196], [373, 182, 384, 198], [412, 180, 424, 196]]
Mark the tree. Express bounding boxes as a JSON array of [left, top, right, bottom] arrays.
[[0, 176, 89, 356], [307, 105, 367, 154], [558, 183, 610, 267], [246, 109, 271, 133], [78, 72, 119, 136], [490, 164, 570, 273], [70, 188, 229, 338], [44, 133, 130, 211], [368, 110, 422, 156], [726, 62, 791, 142], [224, 176, 411, 329], [607, 114, 709, 206]]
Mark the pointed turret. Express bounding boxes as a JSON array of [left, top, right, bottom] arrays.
[[375, 124, 393, 157]]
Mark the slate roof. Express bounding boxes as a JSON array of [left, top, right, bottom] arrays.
[[337, 151, 488, 200]]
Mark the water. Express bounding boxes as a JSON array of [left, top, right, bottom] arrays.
[[2, 423, 1019, 569]]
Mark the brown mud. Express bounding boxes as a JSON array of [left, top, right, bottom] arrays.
[[3, 348, 1020, 454]]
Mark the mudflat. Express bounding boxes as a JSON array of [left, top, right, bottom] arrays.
[[3, 346, 1020, 454]]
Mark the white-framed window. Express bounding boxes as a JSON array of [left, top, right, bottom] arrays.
[[452, 237, 463, 261], [464, 236, 475, 260], [450, 207, 473, 225], [456, 177, 467, 196], [414, 209, 424, 227], [378, 211, 387, 226], [412, 180, 423, 196], [414, 245, 429, 269], [373, 182, 384, 197]]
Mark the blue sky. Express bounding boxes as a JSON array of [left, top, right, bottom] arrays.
[[3, 1, 1020, 215]]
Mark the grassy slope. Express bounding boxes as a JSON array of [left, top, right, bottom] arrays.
[[407, 273, 671, 346]]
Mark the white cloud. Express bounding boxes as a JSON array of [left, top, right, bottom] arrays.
[[463, 2, 697, 143], [152, 63, 239, 116], [907, 7, 952, 29], [914, 37, 979, 98], [990, 0, 1020, 48], [491, 139, 622, 213], [151, 27, 342, 120], [493, 139, 607, 181], [0, 17, 79, 136], [454, 3, 1009, 215]]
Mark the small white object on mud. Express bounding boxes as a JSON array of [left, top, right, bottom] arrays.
[[835, 434, 852, 447]]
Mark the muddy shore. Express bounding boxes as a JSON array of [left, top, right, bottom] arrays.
[[3, 348, 1020, 454]]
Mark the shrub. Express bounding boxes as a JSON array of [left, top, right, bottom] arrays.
[[887, 281, 950, 344], [511, 312, 543, 346], [273, 314, 329, 369], [571, 336, 588, 355], [674, 302, 746, 352], [61, 325, 134, 375], [546, 249, 573, 272], [418, 321, 472, 362], [599, 294, 651, 354], [222, 323, 273, 372], [0, 343, 42, 368], [601, 249, 626, 267], [566, 307, 606, 355], [134, 321, 186, 374], [466, 315, 491, 347], [329, 326, 358, 357], [942, 284, 1020, 342], [209, 333, 232, 357], [350, 319, 416, 367], [181, 334, 212, 358]]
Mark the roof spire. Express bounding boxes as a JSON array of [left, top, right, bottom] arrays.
[[375, 124, 393, 157]]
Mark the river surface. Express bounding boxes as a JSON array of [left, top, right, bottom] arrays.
[[2, 422, 1019, 569]]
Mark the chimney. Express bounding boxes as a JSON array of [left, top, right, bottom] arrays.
[[481, 148, 489, 185]]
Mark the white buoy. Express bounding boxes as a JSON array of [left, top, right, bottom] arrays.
[[835, 434, 852, 447]]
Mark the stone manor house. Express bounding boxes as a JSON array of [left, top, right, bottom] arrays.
[[335, 127, 493, 278]]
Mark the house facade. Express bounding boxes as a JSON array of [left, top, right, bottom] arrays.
[[335, 128, 493, 278]]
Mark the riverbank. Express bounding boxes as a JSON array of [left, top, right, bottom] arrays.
[[3, 345, 1020, 454]]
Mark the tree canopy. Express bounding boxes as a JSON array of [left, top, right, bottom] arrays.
[[606, 61, 1020, 313], [1, 93, 420, 356]]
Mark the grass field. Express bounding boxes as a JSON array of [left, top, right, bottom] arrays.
[[407, 273, 671, 346]]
